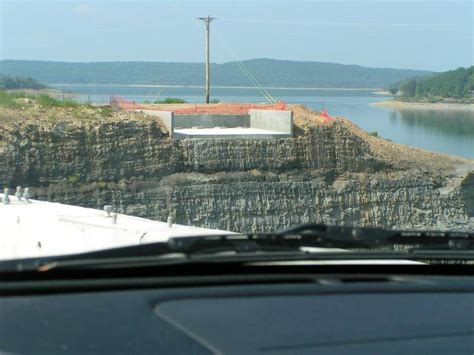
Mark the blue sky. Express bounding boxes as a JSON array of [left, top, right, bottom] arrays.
[[0, 0, 472, 71]]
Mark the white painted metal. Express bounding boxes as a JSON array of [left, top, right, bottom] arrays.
[[0, 194, 233, 260]]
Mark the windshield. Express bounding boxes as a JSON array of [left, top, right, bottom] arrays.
[[0, 0, 473, 261]]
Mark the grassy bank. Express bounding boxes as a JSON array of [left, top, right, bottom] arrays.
[[0, 90, 81, 108], [0, 90, 119, 127]]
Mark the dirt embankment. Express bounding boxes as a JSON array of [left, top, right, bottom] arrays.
[[289, 104, 472, 174], [0, 102, 168, 132], [1, 100, 470, 177], [335, 117, 470, 172]]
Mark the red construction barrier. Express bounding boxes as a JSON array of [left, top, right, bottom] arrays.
[[172, 102, 287, 115], [111, 96, 287, 115], [320, 110, 336, 124], [112, 96, 335, 125]]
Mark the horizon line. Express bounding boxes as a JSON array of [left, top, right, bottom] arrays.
[[0, 58, 437, 72]]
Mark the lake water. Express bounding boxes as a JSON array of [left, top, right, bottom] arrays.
[[51, 84, 474, 160]]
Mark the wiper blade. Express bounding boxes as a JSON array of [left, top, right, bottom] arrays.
[[166, 224, 474, 255], [274, 224, 474, 251], [2, 224, 473, 272]]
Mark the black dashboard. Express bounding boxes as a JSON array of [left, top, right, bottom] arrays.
[[1, 271, 474, 354]]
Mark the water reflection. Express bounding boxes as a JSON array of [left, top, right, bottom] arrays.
[[395, 109, 474, 138]]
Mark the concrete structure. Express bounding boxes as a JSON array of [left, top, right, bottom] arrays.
[[249, 109, 294, 136], [174, 114, 250, 129], [0, 193, 232, 260], [140, 110, 174, 135], [139, 109, 293, 139], [172, 127, 289, 139]]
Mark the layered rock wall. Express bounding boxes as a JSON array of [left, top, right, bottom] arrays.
[[0, 118, 472, 232]]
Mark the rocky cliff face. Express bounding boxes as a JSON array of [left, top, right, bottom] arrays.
[[0, 108, 472, 232]]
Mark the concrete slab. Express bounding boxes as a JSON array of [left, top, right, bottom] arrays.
[[249, 109, 293, 135], [0, 194, 233, 260], [173, 127, 291, 139], [140, 109, 294, 139]]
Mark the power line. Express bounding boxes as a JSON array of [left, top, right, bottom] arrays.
[[219, 18, 472, 30], [214, 31, 277, 104]]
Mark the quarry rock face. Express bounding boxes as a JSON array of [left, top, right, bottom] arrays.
[[0, 116, 472, 232]]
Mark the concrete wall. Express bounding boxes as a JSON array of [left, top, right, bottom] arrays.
[[249, 109, 293, 135], [138, 110, 174, 137], [173, 132, 288, 140], [138, 110, 293, 139], [173, 114, 250, 129]]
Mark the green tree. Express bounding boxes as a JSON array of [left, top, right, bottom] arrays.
[[0, 74, 47, 90], [396, 66, 473, 100], [400, 79, 417, 97], [388, 84, 398, 95]]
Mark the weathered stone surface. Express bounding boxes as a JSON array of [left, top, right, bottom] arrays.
[[0, 116, 472, 232], [0, 120, 182, 184]]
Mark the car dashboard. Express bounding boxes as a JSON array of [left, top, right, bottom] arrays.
[[1, 270, 474, 354]]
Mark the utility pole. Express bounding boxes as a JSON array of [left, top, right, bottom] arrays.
[[197, 16, 215, 103]]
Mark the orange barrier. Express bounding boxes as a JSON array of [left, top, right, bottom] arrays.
[[111, 96, 335, 124], [111, 96, 287, 115], [320, 110, 336, 124], [172, 101, 287, 115]]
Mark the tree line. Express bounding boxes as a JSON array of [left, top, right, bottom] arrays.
[[0, 74, 47, 90], [0, 59, 431, 89], [390, 66, 474, 101]]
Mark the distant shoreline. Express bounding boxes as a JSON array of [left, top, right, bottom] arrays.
[[49, 83, 382, 91], [372, 100, 474, 111]]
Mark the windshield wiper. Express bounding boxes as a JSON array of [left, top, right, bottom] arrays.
[[156, 224, 473, 259], [274, 224, 474, 250], [2, 224, 473, 272]]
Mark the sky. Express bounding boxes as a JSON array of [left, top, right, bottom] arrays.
[[0, 0, 472, 71]]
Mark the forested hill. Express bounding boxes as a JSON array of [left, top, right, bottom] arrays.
[[0, 74, 47, 90], [0, 59, 430, 88], [397, 66, 474, 102]]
